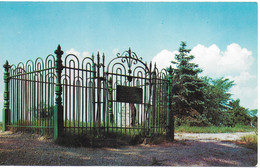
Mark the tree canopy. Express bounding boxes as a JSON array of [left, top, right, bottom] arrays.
[[170, 42, 257, 127]]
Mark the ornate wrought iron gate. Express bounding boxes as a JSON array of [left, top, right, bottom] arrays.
[[2, 45, 174, 140], [106, 48, 169, 137]]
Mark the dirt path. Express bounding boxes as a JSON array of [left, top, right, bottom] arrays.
[[0, 131, 257, 166], [175, 132, 256, 141]]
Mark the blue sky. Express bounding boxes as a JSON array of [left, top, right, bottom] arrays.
[[0, 2, 258, 121]]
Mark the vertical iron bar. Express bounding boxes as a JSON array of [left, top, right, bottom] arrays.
[[28, 70, 31, 132], [85, 71, 88, 133], [33, 74, 36, 132], [44, 69, 47, 135], [91, 54, 96, 135], [102, 53, 106, 133], [73, 65, 76, 133], [97, 52, 101, 133], [81, 67, 84, 135], [143, 62, 147, 134], [47, 70, 51, 134], [36, 73, 39, 134], [148, 62, 152, 137], [41, 71, 43, 134], [108, 77, 113, 127], [10, 71, 14, 129], [152, 67, 156, 133], [16, 73, 18, 129], [20, 74, 22, 132]]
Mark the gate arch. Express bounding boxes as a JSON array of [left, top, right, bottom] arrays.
[[106, 48, 168, 136]]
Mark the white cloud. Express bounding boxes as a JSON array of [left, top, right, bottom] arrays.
[[82, 51, 90, 58], [66, 48, 80, 56], [219, 43, 253, 72], [64, 48, 92, 66], [191, 43, 254, 76], [191, 44, 222, 76], [227, 72, 256, 85], [226, 72, 258, 109], [191, 43, 257, 109], [230, 85, 258, 109], [152, 49, 178, 70], [152, 43, 257, 110]]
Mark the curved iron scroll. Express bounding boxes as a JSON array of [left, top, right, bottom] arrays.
[[108, 48, 150, 83], [116, 48, 144, 75]]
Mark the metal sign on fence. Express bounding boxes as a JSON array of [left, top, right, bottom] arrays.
[[116, 85, 143, 104]]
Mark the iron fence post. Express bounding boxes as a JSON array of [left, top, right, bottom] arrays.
[[97, 52, 101, 131], [54, 45, 64, 140], [148, 62, 152, 137], [152, 65, 157, 130], [167, 66, 174, 141], [2, 61, 11, 131], [108, 77, 113, 125], [91, 53, 96, 134]]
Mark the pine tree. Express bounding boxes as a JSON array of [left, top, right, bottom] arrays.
[[171, 41, 204, 118]]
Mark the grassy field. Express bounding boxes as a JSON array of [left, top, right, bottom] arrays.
[[175, 125, 256, 133]]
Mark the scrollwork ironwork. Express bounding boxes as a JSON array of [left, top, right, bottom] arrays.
[[116, 48, 143, 79]]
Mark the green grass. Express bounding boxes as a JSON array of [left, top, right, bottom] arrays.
[[175, 125, 255, 133], [240, 134, 257, 151], [63, 120, 164, 136], [0, 122, 2, 131]]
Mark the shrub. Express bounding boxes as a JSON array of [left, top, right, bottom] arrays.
[[175, 115, 212, 127]]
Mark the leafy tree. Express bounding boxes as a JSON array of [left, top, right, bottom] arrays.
[[248, 109, 258, 117], [248, 109, 258, 127], [227, 99, 252, 126], [171, 42, 205, 119], [202, 77, 234, 126]]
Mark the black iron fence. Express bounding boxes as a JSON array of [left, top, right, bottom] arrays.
[[2, 45, 174, 140]]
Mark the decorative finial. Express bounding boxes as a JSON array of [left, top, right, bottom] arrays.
[[102, 53, 105, 63], [3, 60, 11, 71], [167, 65, 173, 73], [55, 44, 64, 56]]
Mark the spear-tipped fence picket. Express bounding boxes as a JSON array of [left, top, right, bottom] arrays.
[[2, 45, 174, 141]]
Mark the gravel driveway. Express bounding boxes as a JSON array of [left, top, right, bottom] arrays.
[[0, 131, 257, 166]]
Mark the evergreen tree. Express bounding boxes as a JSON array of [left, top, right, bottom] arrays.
[[171, 42, 205, 118]]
